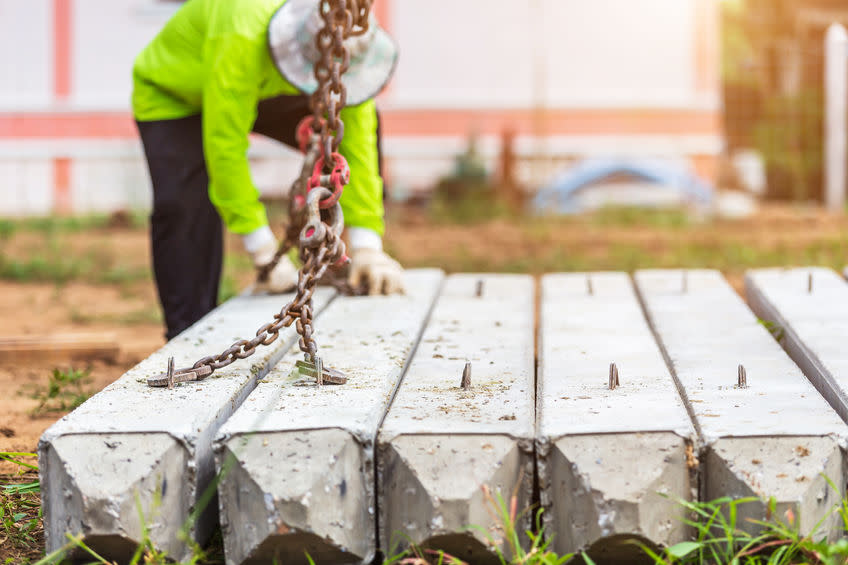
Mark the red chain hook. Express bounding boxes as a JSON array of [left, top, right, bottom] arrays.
[[308, 152, 350, 209]]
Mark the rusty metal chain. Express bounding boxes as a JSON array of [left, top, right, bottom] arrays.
[[148, 0, 370, 388], [148, 188, 348, 388], [310, 0, 372, 160]]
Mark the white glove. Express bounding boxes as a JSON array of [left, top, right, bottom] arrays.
[[348, 248, 405, 295], [243, 226, 299, 294], [347, 227, 404, 296]]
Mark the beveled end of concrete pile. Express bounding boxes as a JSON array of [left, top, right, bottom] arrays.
[[216, 430, 370, 565], [40, 433, 192, 561], [541, 433, 693, 559], [379, 434, 532, 564], [705, 436, 844, 537]]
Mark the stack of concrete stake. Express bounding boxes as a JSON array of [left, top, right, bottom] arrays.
[[39, 268, 848, 564]]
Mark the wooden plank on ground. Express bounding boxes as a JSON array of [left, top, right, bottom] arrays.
[[635, 269, 847, 536], [213, 269, 443, 565], [38, 288, 336, 562], [538, 273, 695, 559], [0, 333, 119, 363], [377, 274, 535, 562]]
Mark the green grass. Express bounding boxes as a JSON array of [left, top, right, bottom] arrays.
[[0, 452, 42, 563], [27, 368, 94, 417], [590, 206, 692, 229], [0, 211, 148, 237], [0, 247, 151, 286], [642, 484, 848, 564], [5, 448, 848, 565]]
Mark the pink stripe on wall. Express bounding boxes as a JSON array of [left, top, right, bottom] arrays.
[[0, 108, 722, 139], [0, 113, 136, 138], [52, 0, 73, 213], [52, 0, 72, 101]]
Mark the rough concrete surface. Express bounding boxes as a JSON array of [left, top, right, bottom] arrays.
[[38, 289, 335, 561], [538, 273, 695, 557], [214, 270, 443, 565], [705, 436, 844, 535], [635, 269, 847, 536], [746, 267, 848, 424], [378, 274, 535, 562]]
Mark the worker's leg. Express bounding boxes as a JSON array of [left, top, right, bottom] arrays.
[[252, 95, 386, 192], [136, 116, 223, 340]]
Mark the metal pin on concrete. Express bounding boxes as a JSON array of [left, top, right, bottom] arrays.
[[539, 273, 695, 558], [166, 356, 175, 389], [637, 269, 848, 537], [608, 362, 620, 390], [747, 267, 848, 426], [475, 279, 484, 297], [214, 271, 444, 565], [808, 272, 813, 294], [682, 270, 688, 293], [315, 355, 324, 386], [461, 361, 472, 389], [587, 276, 594, 296], [737, 364, 747, 389], [378, 275, 535, 561], [38, 289, 337, 561]]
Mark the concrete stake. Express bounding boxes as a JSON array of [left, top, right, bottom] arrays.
[[747, 267, 848, 425], [378, 275, 535, 562], [636, 269, 847, 536], [214, 270, 443, 565], [38, 289, 336, 561], [538, 273, 695, 557]]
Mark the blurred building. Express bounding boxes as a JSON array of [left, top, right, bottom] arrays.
[[0, 0, 722, 215]]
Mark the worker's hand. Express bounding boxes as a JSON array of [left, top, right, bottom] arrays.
[[244, 227, 298, 294], [254, 254, 299, 294], [349, 248, 405, 295]]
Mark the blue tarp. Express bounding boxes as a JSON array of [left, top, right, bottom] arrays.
[[531, 157, 715, 214]]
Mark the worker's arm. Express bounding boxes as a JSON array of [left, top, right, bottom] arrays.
[[337, 101, 403, 294], [202, 32, 268, 236], [337, 100, 385, 237]]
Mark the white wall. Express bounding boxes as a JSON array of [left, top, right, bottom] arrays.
[[0, 0, 52, 110], [0, 0, 722, 215], [72, 0, 179, 110], [389, 0, 707, 109], [539, 0, 696, 107]]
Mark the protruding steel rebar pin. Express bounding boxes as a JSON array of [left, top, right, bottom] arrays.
[[475, 280, 484, 298], [461, 362, 472, 390], [737, 364, 748, 389], [587, 276, 594, 296], [808, 272, 813, 294], [166, 356, 176, 389], [315, 356, 324, 386], [608, 362, 620, 390], [682, 271, 688, 294]]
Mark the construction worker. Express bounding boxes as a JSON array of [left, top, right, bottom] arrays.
[[132, 0, 404, 340]]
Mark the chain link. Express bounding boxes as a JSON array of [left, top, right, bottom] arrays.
[[148, 0, 368, 388]]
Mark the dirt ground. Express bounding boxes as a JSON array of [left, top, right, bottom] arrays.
[[0, 203, 847, 562]]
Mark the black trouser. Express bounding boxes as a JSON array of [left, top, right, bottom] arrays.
[[137, 95, 383, 340]]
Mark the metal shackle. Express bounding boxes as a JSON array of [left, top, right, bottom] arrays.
[[299, 186, 345, 248]]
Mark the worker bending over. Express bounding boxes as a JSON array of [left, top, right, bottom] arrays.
[[132, 0, 403, 340]]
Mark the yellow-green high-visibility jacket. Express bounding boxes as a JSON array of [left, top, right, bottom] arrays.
[[132, 0, 384, 236]]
